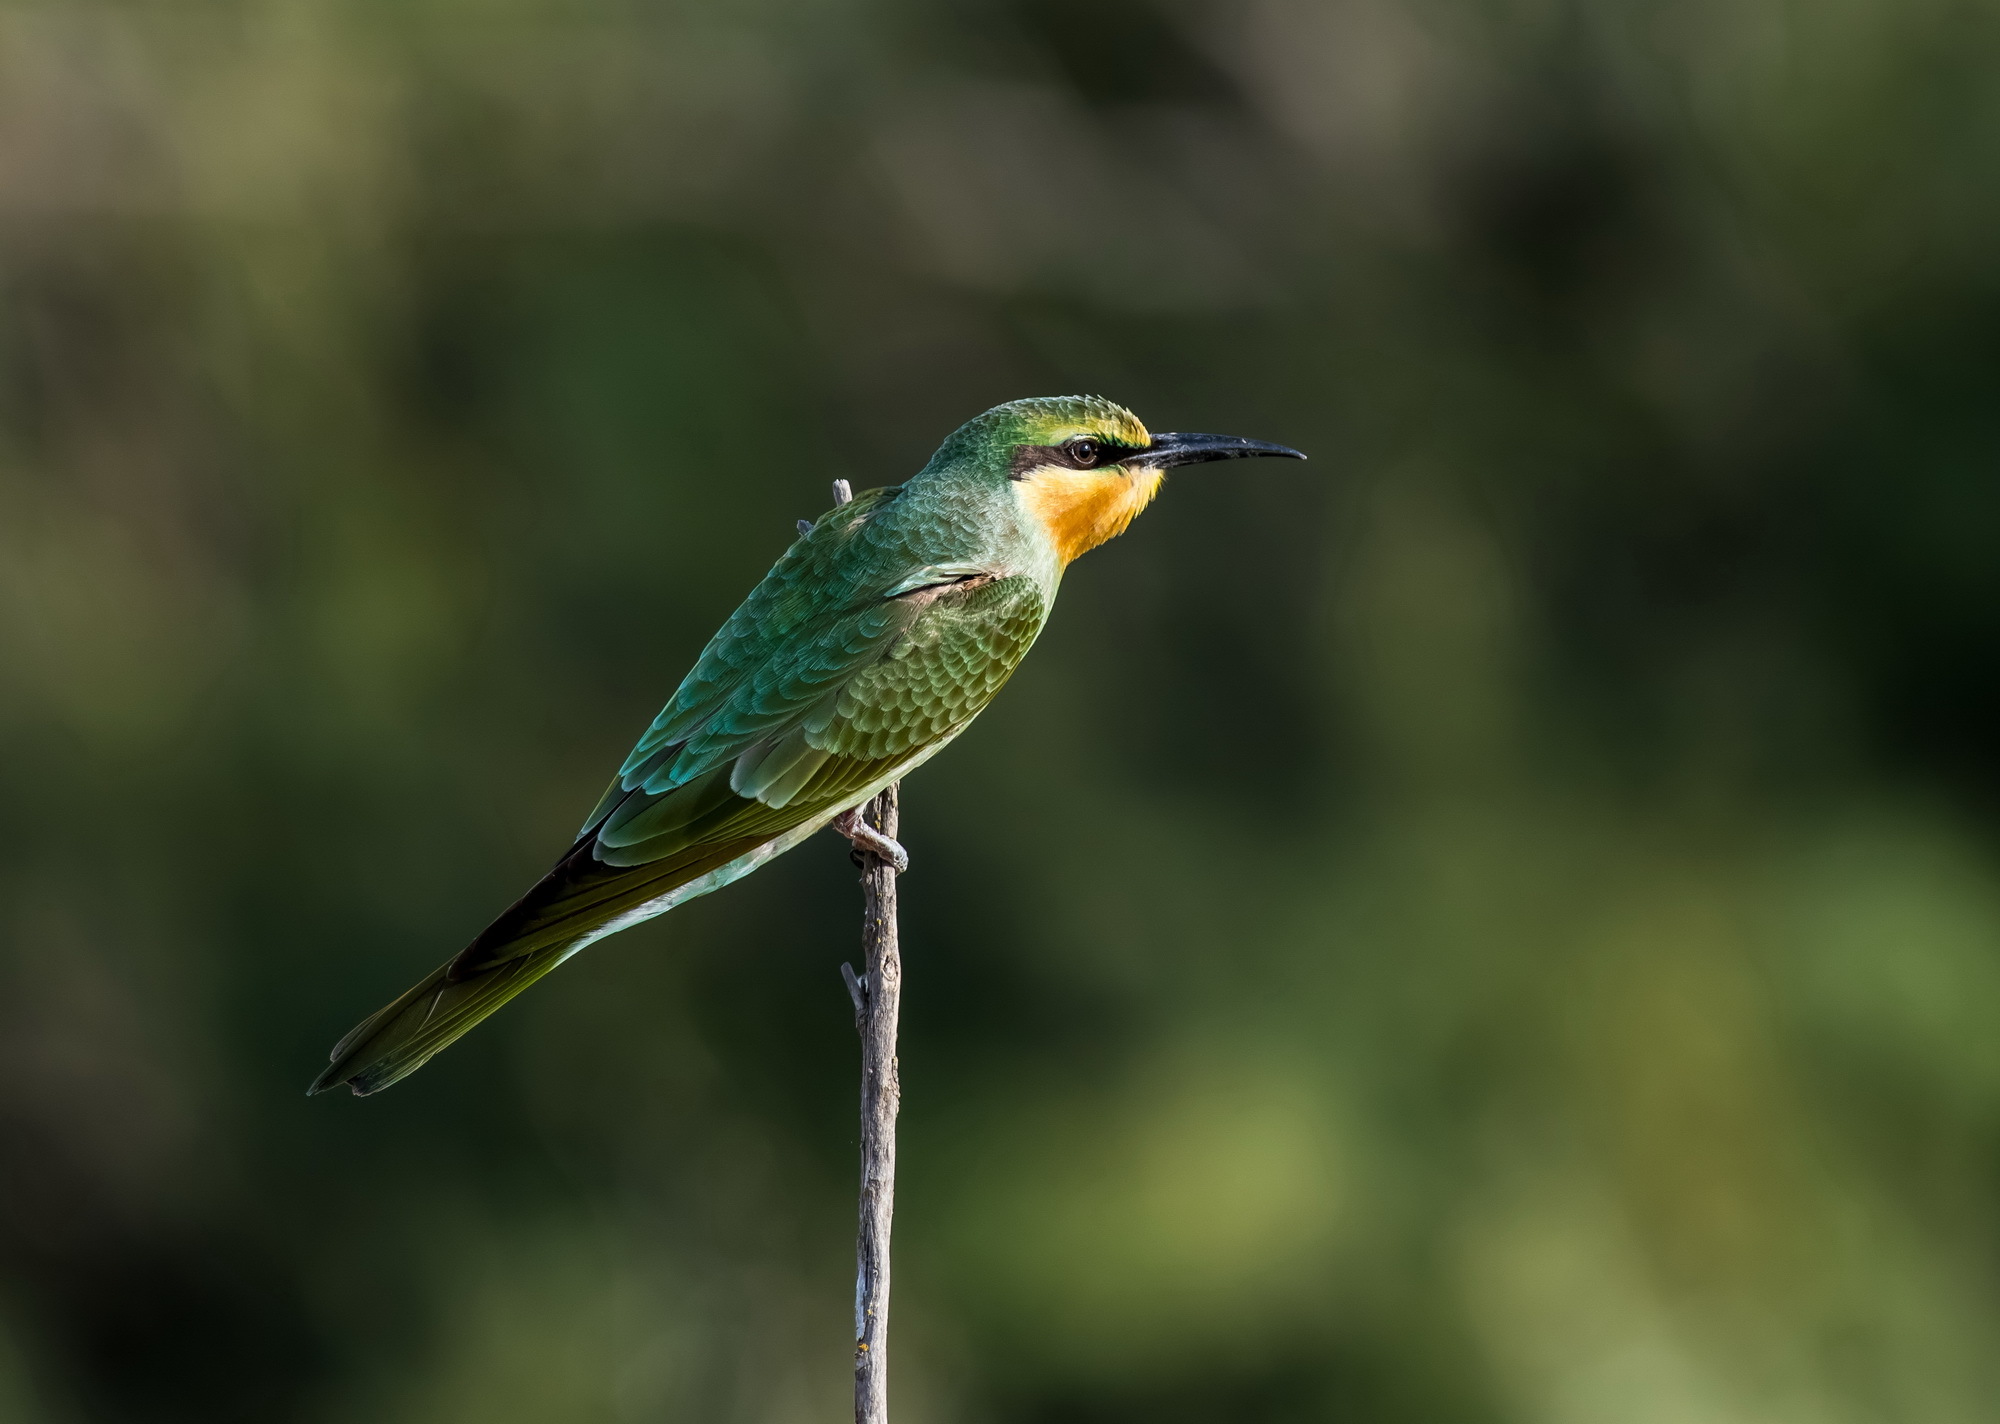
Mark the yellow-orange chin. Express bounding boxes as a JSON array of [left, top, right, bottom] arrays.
[[1016, 464, 1166, 566]]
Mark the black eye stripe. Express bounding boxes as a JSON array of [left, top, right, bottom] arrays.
[[1008, 438, 1148, 478]]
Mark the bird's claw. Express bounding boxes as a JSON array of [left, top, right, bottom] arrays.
[[831, 809, 909, 873]]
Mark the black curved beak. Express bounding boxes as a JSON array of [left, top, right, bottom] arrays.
[[1127, 432, 1307, 468]]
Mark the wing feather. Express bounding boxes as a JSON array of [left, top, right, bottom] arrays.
[[313, 515, 1049, 1096], [472, 573, 1047, 959]]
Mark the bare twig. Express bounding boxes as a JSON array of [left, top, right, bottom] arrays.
[[848, 784, 900, 1424], [832, 474, 901, 1424]]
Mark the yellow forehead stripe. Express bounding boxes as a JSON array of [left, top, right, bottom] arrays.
[[1019, 399, 1151, 452]]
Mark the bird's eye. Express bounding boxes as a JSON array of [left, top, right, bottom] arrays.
[[1066, 437, 1101, 466]]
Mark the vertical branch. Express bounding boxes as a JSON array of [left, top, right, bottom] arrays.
[[847, 784, 900, 1424], [831, 473, 901, 1424]]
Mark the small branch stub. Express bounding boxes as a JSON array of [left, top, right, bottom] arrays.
[[840, 961, 867, 1025]]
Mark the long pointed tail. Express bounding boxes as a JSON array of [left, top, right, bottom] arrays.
[[308, 761, 808, 1096], [307, 941, 582, 1097]]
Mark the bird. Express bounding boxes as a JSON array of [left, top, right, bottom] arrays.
[[310, 395, 1303, 1096]]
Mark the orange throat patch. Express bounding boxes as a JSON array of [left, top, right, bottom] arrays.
[[1017, 465, 1166, 566]]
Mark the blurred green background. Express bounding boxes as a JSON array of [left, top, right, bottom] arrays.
[[4, 0, 2000, 1419]]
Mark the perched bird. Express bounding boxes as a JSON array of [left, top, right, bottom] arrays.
[[311, 396, 1303, 1096]]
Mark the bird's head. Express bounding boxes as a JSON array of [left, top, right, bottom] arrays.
[[933, 395, 1305, 566]]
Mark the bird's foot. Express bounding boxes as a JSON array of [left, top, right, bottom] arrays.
[[831, 809, 909, 873]]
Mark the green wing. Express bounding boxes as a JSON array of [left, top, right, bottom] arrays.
[[311, 493, 1046, 1096]]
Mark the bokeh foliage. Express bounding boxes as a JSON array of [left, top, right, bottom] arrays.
[[3, 0, 2000, 1419]]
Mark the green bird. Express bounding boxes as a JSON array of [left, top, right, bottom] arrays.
[[311, 396, 1303, 1096]]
